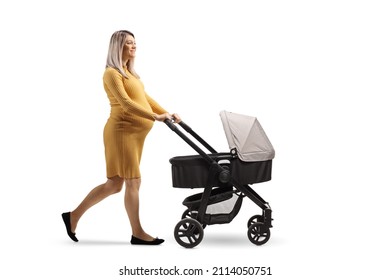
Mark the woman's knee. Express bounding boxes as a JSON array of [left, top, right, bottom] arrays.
[[125, 178, 141, 190], [106, 176, 124, 193]]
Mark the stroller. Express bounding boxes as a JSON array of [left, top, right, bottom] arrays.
[[165, 111, 275, 248]]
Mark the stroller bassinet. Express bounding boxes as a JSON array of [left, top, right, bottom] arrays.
[[165, 111, 275, 248]]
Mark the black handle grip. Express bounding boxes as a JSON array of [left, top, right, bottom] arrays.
[[178, 121, 192, 132], [164, 118, 191, 132], [164, 118, 176, 131]]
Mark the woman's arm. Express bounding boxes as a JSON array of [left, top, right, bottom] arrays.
[[145, 92, 181, 123], [145, 93, 168, 115], [103, 68, 155, 120]]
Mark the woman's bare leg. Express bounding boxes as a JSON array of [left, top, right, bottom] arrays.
[[124, 178, 154, 241], [70, 176, 124, 233]]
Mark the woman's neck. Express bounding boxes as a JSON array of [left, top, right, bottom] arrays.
[[122, 59, 129, 68]]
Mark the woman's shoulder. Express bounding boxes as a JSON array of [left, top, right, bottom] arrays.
[[104, 67, 121, 75], [103, 67, 123, 80]]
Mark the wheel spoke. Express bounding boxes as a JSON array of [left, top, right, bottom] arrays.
[[188, 236, 195, 244], [189, 225, 197, 234]]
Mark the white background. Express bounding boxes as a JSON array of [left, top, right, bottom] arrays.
[[1, 0, 389, 279]]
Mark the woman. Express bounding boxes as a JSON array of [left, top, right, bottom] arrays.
[[62, 30, 180, 245]]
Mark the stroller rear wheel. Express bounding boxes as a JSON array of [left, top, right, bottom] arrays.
[[182, 209, 207, 229], [174, 218, 204, 248], [247, 222, 270, 246]]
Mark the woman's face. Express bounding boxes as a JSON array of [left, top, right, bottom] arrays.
[[122, 35, 136, 62]]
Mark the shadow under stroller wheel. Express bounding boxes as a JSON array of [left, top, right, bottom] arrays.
[[182, 209, 206, 229], [174, 218, 204, 248], [247, 214, 264, 228], [247, 222, 271, 246]]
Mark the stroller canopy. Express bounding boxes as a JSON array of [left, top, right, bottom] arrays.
[[220, 110, 275, 162]]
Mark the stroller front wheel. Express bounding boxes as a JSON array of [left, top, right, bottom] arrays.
[[247, 214, 264, 228], [247, 222, 271, 246], [174, 218, 204, 248]]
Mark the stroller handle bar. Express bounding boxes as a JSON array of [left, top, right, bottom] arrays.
[[164, 119, 217, 154], [164, 119, 214, 164], [164, 118, 230, 183]]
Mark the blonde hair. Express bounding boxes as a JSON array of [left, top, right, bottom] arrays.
[[106, 30, 139, 78]]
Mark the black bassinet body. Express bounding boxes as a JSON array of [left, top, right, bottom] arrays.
[[170, 153, 272, 188]]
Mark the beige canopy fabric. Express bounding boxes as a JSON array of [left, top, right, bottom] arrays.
[[220, 110, 275, 162]]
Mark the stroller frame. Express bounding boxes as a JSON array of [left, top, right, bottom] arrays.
[[165, 119, 273, 248]]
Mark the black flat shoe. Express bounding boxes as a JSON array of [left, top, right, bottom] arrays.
[[61, 212, 78, 242], [131, 235, 164, 245]]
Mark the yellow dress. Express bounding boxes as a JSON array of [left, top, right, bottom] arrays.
[[103, 67, 167, 179]]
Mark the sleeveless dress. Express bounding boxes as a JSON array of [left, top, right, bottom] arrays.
[[103, 67, 167, 178]]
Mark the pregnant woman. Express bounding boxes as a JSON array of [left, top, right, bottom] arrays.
[[62, 30, 181, 245]]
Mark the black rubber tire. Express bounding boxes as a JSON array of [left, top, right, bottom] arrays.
[[247, 222, 271, 246], [247, 214, 264, 228], [182, 209, 206, 229], [174, 218, 204, 248]]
